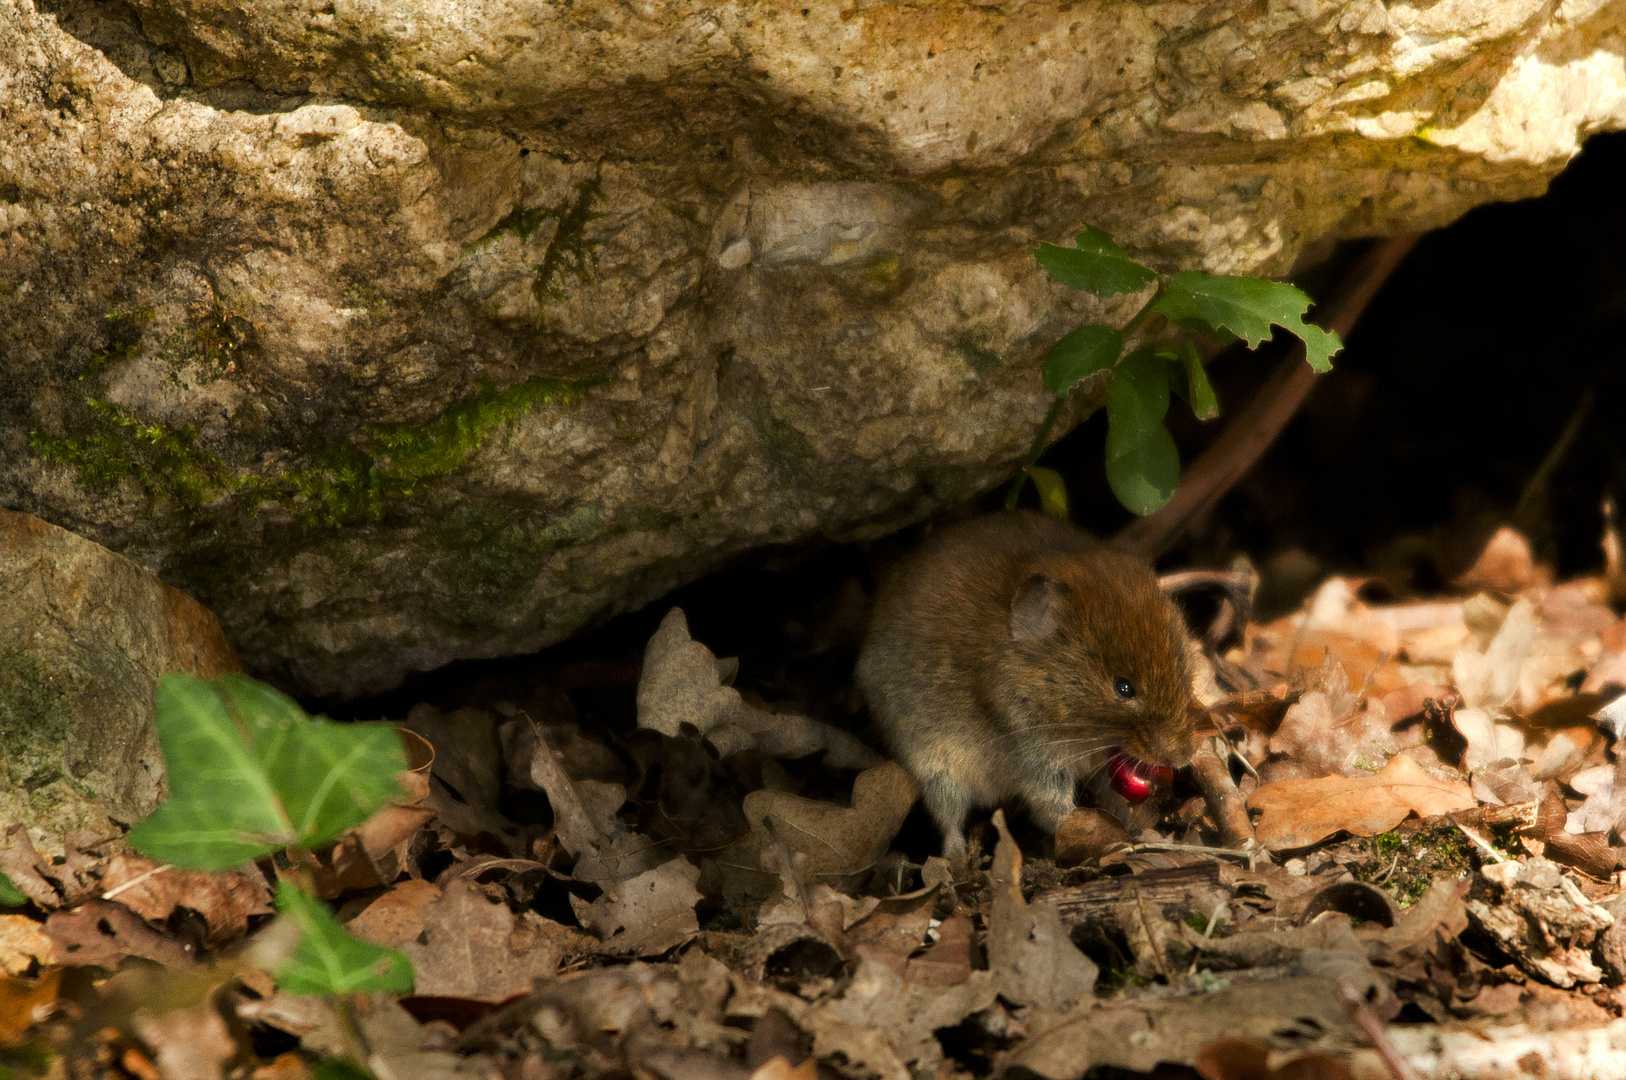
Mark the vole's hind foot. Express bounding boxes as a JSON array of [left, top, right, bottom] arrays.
[[922, 773, 974, 862]]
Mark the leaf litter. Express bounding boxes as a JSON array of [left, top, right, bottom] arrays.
[[13, 526, 1626, 1079]]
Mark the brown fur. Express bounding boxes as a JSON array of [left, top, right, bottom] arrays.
[[855, 511, 1194, 857]]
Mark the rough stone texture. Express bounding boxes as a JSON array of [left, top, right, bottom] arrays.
[[1, 0, 1623, 696], [0, 509, 240, 851]]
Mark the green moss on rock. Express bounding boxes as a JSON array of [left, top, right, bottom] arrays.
[[31, 369, 604, 527]]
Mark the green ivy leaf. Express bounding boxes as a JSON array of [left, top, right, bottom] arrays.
[[312, 1062, 375, 1080], [275, 881, 414, 996], [1034, 227, 1159, 298], [1042, 325, 1122, 398], [0, 872, 27, 908], [1105, 350, 1179, 515], [1026, 467, 1070, 522], [127, 674, 405, 871], [1151, 272, 1342, 372]]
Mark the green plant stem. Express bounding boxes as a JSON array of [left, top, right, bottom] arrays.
[[1004, 286, 1164, 510], [1004, 397, 1069, 509]]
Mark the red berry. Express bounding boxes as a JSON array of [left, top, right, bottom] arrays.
[[1107, 749, 1172, 803]]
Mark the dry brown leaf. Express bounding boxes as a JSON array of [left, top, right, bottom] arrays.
[[344, 879, 443, 949], [405, 704, 530, 853], [1247, 753, 1474, 850], [400, 878, 572, 1001], [742, 761, 919, 881], [0, 827, 60, 910], [802, 958, 998, 1080], [1454, 596, 1541, 712], [638, 608, 881, 768], [527, 713, 670, 888], [1472, 760, 1542, 807], [575, 857, 702, 957], [1265, 690, 1400, 781], [1454, 526, 1552, 593], [310, 803, 436, 896], [905, 913, 972, 988], [0, 968, 60, 1042], [843, 888, 937, 974], [241, 991, 487, 1078], [0, 914, 54, 974], [748, 1057, 818, 1080], [987, 810, 1097, 1010], [1008, 978, 1364, 1078], [133, 997, 237, 1080], [47, 899, 196, 970], [1054, 808, 1128, 866], [101, 855, 272, 946], [1194, 1037, 1353, 1080], [1369, 876, 1470, 956]]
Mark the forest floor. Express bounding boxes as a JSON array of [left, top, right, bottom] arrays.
[[6, 513, 1626, 1080]]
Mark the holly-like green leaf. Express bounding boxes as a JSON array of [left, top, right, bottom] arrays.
[[274, 881, 413, 996], [1152, 272, 1342, 372], [1034, 226, 1159, 298], [1105, 424, 1179, 515], [1105, 349, 1171, 452], [1042, 325, 1123, 398], [1104, 350, 1180, 515], [0, 872, 27, 908], [127, 674, 405, 870], [1165, 342, 1219, 421], [1026, 466, 1070, 522]]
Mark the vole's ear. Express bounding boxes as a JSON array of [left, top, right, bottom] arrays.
[[1010, 574, 1068, 641]]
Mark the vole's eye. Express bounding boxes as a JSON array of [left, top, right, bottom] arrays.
[[1114, 677, 1136, 701]]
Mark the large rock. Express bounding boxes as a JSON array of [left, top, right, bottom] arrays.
[[0, 510, 239, 851], [2, 0, 1622, 695]]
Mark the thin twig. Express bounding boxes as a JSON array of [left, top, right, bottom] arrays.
[[1449, 814, 1507, 864], [1371, 852, 1402, 885], [1341, 981, 1423, 1080], [1190, 740, 1256, 850], [1113, 842, 1259, 864], [102, 862, 175, 901]]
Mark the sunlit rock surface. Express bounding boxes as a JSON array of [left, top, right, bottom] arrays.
[[0, 510, 239, 849], [2, 0, 1622, 694]]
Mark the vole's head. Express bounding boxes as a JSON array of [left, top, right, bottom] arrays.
[[995, 548, 1196, 780]]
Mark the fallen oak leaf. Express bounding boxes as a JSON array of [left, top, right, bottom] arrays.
[[0, 968, 61, 1043], [905, 913, 972, 987], [0, 827, 61, 910], [0, 914, 55, 974], [742, 761, 920, 882], [342, 879, 444, 949], [639, 608, 881, 768], [574, 857, 702, 957], [988, 810, 1097, 1010], [399, 878, 580, 1001], [749, 1056, 819, 1080], [1194, 1036, 1354, 1080], [46, 899, 197, 970], [1247, 754, 1474, 850], [802, 958, 998, 1080], [133, 996, 237, 1080], [100, 855, 272, 946]]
